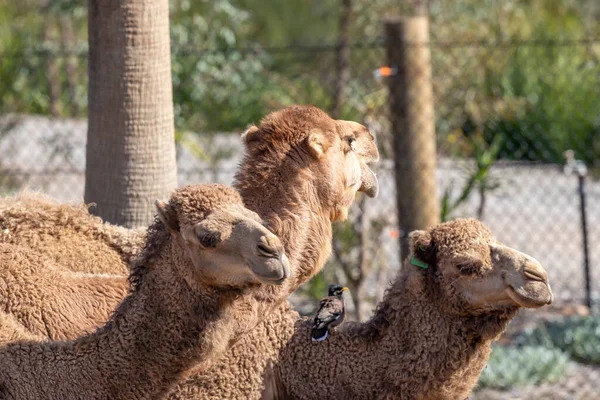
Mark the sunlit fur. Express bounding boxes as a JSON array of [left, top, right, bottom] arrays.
[[0, 106, 381, 399], [0, 184, 292, 400], [263, 219, 552, 400], [171, 105, 381, 399], [0, 190, 143, 275]]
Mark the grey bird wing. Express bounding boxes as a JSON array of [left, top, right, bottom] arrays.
[[312, 297, 345, 330]]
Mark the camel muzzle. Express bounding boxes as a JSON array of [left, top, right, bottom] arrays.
[[359, 164, 378, 198]]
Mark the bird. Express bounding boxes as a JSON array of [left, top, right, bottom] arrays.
[[311, 284, 348, 342]]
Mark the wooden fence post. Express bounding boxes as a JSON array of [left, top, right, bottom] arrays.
[[385, 16, 440, 261]]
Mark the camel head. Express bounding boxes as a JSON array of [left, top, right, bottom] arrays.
[[155, 184, 290, 287], [238, 105, 380, 221], [408, 218, 552, 314]]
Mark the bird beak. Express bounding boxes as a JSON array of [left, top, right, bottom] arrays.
[[342, 287, 348, 291]]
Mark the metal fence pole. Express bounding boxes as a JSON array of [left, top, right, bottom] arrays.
[[578, 173, 592, 309], [565, 150, 592, 310], [384, 16, 440, 261]]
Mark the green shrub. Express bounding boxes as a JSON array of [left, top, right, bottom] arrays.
[[477, 345, 571, 390], [517, 315, 600, 365]]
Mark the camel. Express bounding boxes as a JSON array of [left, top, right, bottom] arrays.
[[269, 219, 553, 399], [0, 105, 381, 396], [0, 191, 141, 274], [168, 106, 381, 398], [0, 183, 291, 400]]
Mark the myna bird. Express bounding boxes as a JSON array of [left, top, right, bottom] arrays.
[[311, 284, 348, 342]]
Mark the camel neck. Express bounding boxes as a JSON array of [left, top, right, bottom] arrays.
[[91, 240, 237, 398], [368, 270, 516, 399], [236, 171, 333, 289]]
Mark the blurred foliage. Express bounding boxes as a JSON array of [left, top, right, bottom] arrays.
[[517, 315, 600, 365], [477, 344, 571, 390], [432, 0, 600, 165], [0, 0, 598, 165], [298, 268, 330, 305], [441, 130, 502, 221], [170, 0, 278, 132], [0, 1, 87, 117], [0, 163, 21, 196], [480, 45, 600, 166]]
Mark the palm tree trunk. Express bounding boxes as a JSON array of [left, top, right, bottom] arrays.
[[85, 0, 177, 228]]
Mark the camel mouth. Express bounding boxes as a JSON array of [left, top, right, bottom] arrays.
[[250, 254, 290, 286], [506, 283, 553, 308], [254, 273, 287, 286], [359, 163, 378, 198]]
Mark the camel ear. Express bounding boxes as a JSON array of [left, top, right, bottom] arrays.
[[306, 129, 331, 158], [155, 200, 179, 232], [408, 230, 434, 264], [241, 125, 260, 145]]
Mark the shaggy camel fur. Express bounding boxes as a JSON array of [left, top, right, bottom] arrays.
[[0, 106, 380, 397], [0, 312, 42, 344], [0, 106, 378, 286], [0, 242, 128, 340], [235, 105, 379, 289], [169, 106, 379, 398], [0, 191, 142, 274], [259, 219, 553, 400], [0, 184, 290, 400], [169, 219, 553, 400]]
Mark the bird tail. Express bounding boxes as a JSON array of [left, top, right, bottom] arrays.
[[311, 327, 328, 342]]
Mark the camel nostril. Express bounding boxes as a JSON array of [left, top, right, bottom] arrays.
[[257, 243, 277, 258], [523, 267, 547, 283]]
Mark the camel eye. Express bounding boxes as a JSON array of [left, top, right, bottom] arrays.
[[458, 263, 478, 276], [345, 137, 355, 150]]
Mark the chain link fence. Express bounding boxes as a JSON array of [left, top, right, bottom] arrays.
[[1, 38, 599, 318]]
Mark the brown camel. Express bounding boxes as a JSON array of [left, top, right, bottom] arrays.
[[166, 105, 378, 398], [0, 244, 127, 340], [0, 183, 290, 399], [169, 219, 553, 399], [261, 219, 553, 400]]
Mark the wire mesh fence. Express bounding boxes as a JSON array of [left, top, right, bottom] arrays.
[[0, 38, 599, 317]]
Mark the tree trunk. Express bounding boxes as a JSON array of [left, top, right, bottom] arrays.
[[331, 0, 351, 118], [85, 0, 177, 228], [385, 17, 440, 261]]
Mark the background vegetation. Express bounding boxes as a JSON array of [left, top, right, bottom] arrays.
[[1, 0, 599, 394], [1, 0, 599, 163]]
